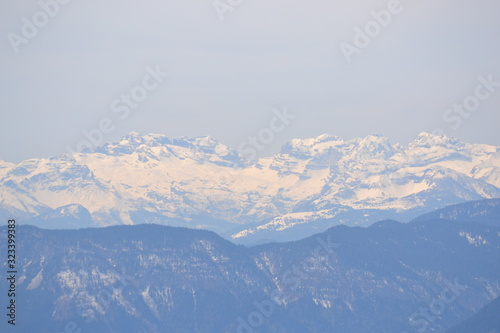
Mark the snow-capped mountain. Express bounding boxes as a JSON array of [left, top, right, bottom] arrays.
[[0, 132, 499, 242]]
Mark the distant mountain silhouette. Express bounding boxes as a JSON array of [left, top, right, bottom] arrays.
[[413, 198, 500, 227], [1, 212, 499, 332]]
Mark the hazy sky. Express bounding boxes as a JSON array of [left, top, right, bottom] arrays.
[[1, 0, 499, 163]]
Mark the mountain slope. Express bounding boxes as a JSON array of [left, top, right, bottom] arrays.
[[445, 296, 500, 333], [1, 218, 499, 332], [413, 198, 500, 227]]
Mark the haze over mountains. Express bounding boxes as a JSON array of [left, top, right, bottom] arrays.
[[1, 204, 499, 333], [1, 131, 499, 242]]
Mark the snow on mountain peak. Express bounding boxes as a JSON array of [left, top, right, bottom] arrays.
[[355, 134, 396, 154], [55, 204, 88, 218], [279, 134, 347, 159], [411, 132, 464, 149], [315, 133, 343, 143], [1, 132, 499, 239], [281, 134, 396, 158], [88, 132, 243, 167]]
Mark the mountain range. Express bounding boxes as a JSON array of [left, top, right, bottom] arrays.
[[1, 201, 499, 333], [1, 131, 499, 243]]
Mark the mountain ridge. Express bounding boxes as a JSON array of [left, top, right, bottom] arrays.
[[1, 131, 499, 242], [1, 215, 499, 332]]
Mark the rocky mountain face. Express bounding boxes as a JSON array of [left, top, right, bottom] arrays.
[[1, 132, 499, 242], [1, 207, 499, 333]]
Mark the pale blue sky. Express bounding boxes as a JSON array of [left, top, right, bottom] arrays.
[[1, 0, 499, 163]]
